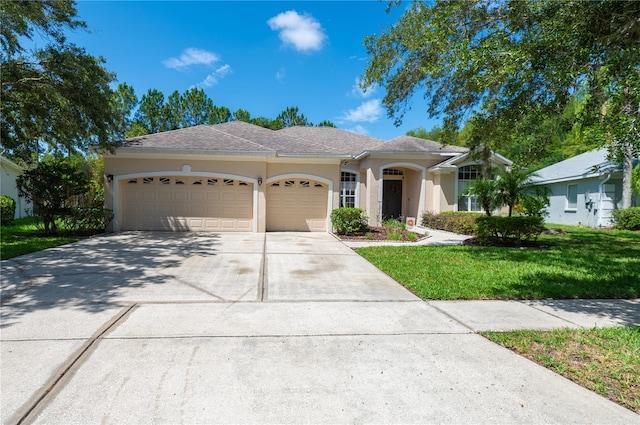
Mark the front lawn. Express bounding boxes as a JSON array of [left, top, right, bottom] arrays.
[[356, 226, 640, 300], [1, 217, 79, 260], [483, 326, 640, 413]]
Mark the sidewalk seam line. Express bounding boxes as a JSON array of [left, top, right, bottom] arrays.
[[427, 302, 477, 333], [11, 303, 138, 425], [523, 301, 585, 329]]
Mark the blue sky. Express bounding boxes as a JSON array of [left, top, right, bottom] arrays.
[[66, 1, 440, 140]]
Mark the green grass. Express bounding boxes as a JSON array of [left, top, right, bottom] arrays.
[[483, 326, 640, 413], [1, 217, 79, 260], [356, 226, 640, 299]]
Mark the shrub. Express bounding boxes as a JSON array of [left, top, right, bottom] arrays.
[[612, 207, 640, 231], [331, 207, 368, 235], [516, 195, 550, 218], [383, 218, 405, 232], [421, 211, 481, 235], [60, 207, 114, 233], [476, 216, 545, 245], [0, 196, 16, 226]]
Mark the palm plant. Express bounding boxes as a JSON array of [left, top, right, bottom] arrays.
[[495, 166, 549, 216], [464, 177, 500, 216]]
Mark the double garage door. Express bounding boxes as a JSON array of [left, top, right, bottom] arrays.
[[121, 176, 253, 231], [120, 176, 328, 232]]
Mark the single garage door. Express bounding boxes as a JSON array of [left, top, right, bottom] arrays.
[[121, 176, 253, 231], [266, 178, 328, 231]]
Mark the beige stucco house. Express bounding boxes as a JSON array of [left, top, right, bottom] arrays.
[[103, 121, 511, 232]]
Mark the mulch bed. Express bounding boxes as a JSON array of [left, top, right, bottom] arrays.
[[335, 226, 425, 242]]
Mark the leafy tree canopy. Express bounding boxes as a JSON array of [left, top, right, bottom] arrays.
[[1, 0, 117, 164], [362, 0, 640, 205]]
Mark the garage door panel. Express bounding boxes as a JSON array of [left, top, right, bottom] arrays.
[[121, 176, 253, 232], [266, 179, 328, 232]]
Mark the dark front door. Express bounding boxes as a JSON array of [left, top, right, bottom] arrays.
[[382, 180, 402, 220]]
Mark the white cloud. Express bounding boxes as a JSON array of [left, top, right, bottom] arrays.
[[275, 68, 286, 83], [197, 64, 232, 88], [351, 77, 376, 98], [347, 125, 369, 135], [163, 48, 219, 69], [341, 99, 383, 123], [267, 10, 326, 52]]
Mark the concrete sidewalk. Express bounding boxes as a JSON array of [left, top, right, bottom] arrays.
[[1, 232, 638, 424]]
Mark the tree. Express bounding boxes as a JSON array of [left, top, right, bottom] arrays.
[[316, 120, 336, 128], [233, 109, 251, 122], [361, 0, 640, 204], [1, 0, 117, 163], [494, 167, 549, 217], [135, 88, 166, 134], [163, 90, 183, 131], [406, 126, 443, 142], [17, 157, 89, 233], [275, 106, 309, 128], [181, 87, 212, 127], [110, 82, 138, 141], [250, 116, 278, 129], [207, 104, 231, 124], [464, 177, 499, 217]]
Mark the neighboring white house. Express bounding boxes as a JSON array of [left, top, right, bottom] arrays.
[[0, 155, 29, 219], [531, 148, 639, 227]]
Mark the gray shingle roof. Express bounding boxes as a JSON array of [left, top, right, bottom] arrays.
[[370, 135, 469, 153], [277, 126, 384, 155], [118, 122, 470, 158], [119, 124, 275, 153], [119, 122, 345, 155], [530, 148, 626, 183]]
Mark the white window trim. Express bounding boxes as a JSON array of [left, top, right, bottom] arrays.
[[566, 183, 578, 211], [340, 168, 360, 209], [455, 163, 484, 213]]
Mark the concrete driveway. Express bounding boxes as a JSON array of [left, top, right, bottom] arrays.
[[1, 232, 637, 424]]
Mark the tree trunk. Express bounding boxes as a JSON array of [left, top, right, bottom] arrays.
[[622, 141, 634, 209]]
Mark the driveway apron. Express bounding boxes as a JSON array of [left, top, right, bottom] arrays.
[[1, 232, 637, 424]]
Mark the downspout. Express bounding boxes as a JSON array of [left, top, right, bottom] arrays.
[[597, 173, 611, 228]]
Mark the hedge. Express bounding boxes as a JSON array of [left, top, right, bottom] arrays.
[[0, 195, 16, 226], [612, 207, 640, 231], [476, 216, 545, 246], [421, 211, 482, 235]]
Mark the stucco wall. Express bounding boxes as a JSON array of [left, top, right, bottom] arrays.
[[438, 172, 457, 213], [104, 155, 341, 232], [545, 176, 622, 227]]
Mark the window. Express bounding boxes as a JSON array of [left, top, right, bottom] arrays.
[[567, 184, 578, 209], [457, 165, 483, 212], [340, 172, 357, 208], [383, 168, 404, 176]]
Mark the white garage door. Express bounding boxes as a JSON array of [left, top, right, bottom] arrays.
[[121, 176, 253, 231], [266, 178, 328, 231]]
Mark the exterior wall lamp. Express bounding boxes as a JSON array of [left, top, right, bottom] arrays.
[[106, 174, 114, 182], [258, 177, 263, 186]]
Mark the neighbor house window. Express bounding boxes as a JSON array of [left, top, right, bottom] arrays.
[[567, 184, 578, 209], [340, 172, 357, 208], [457, 165, 483, 212]]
